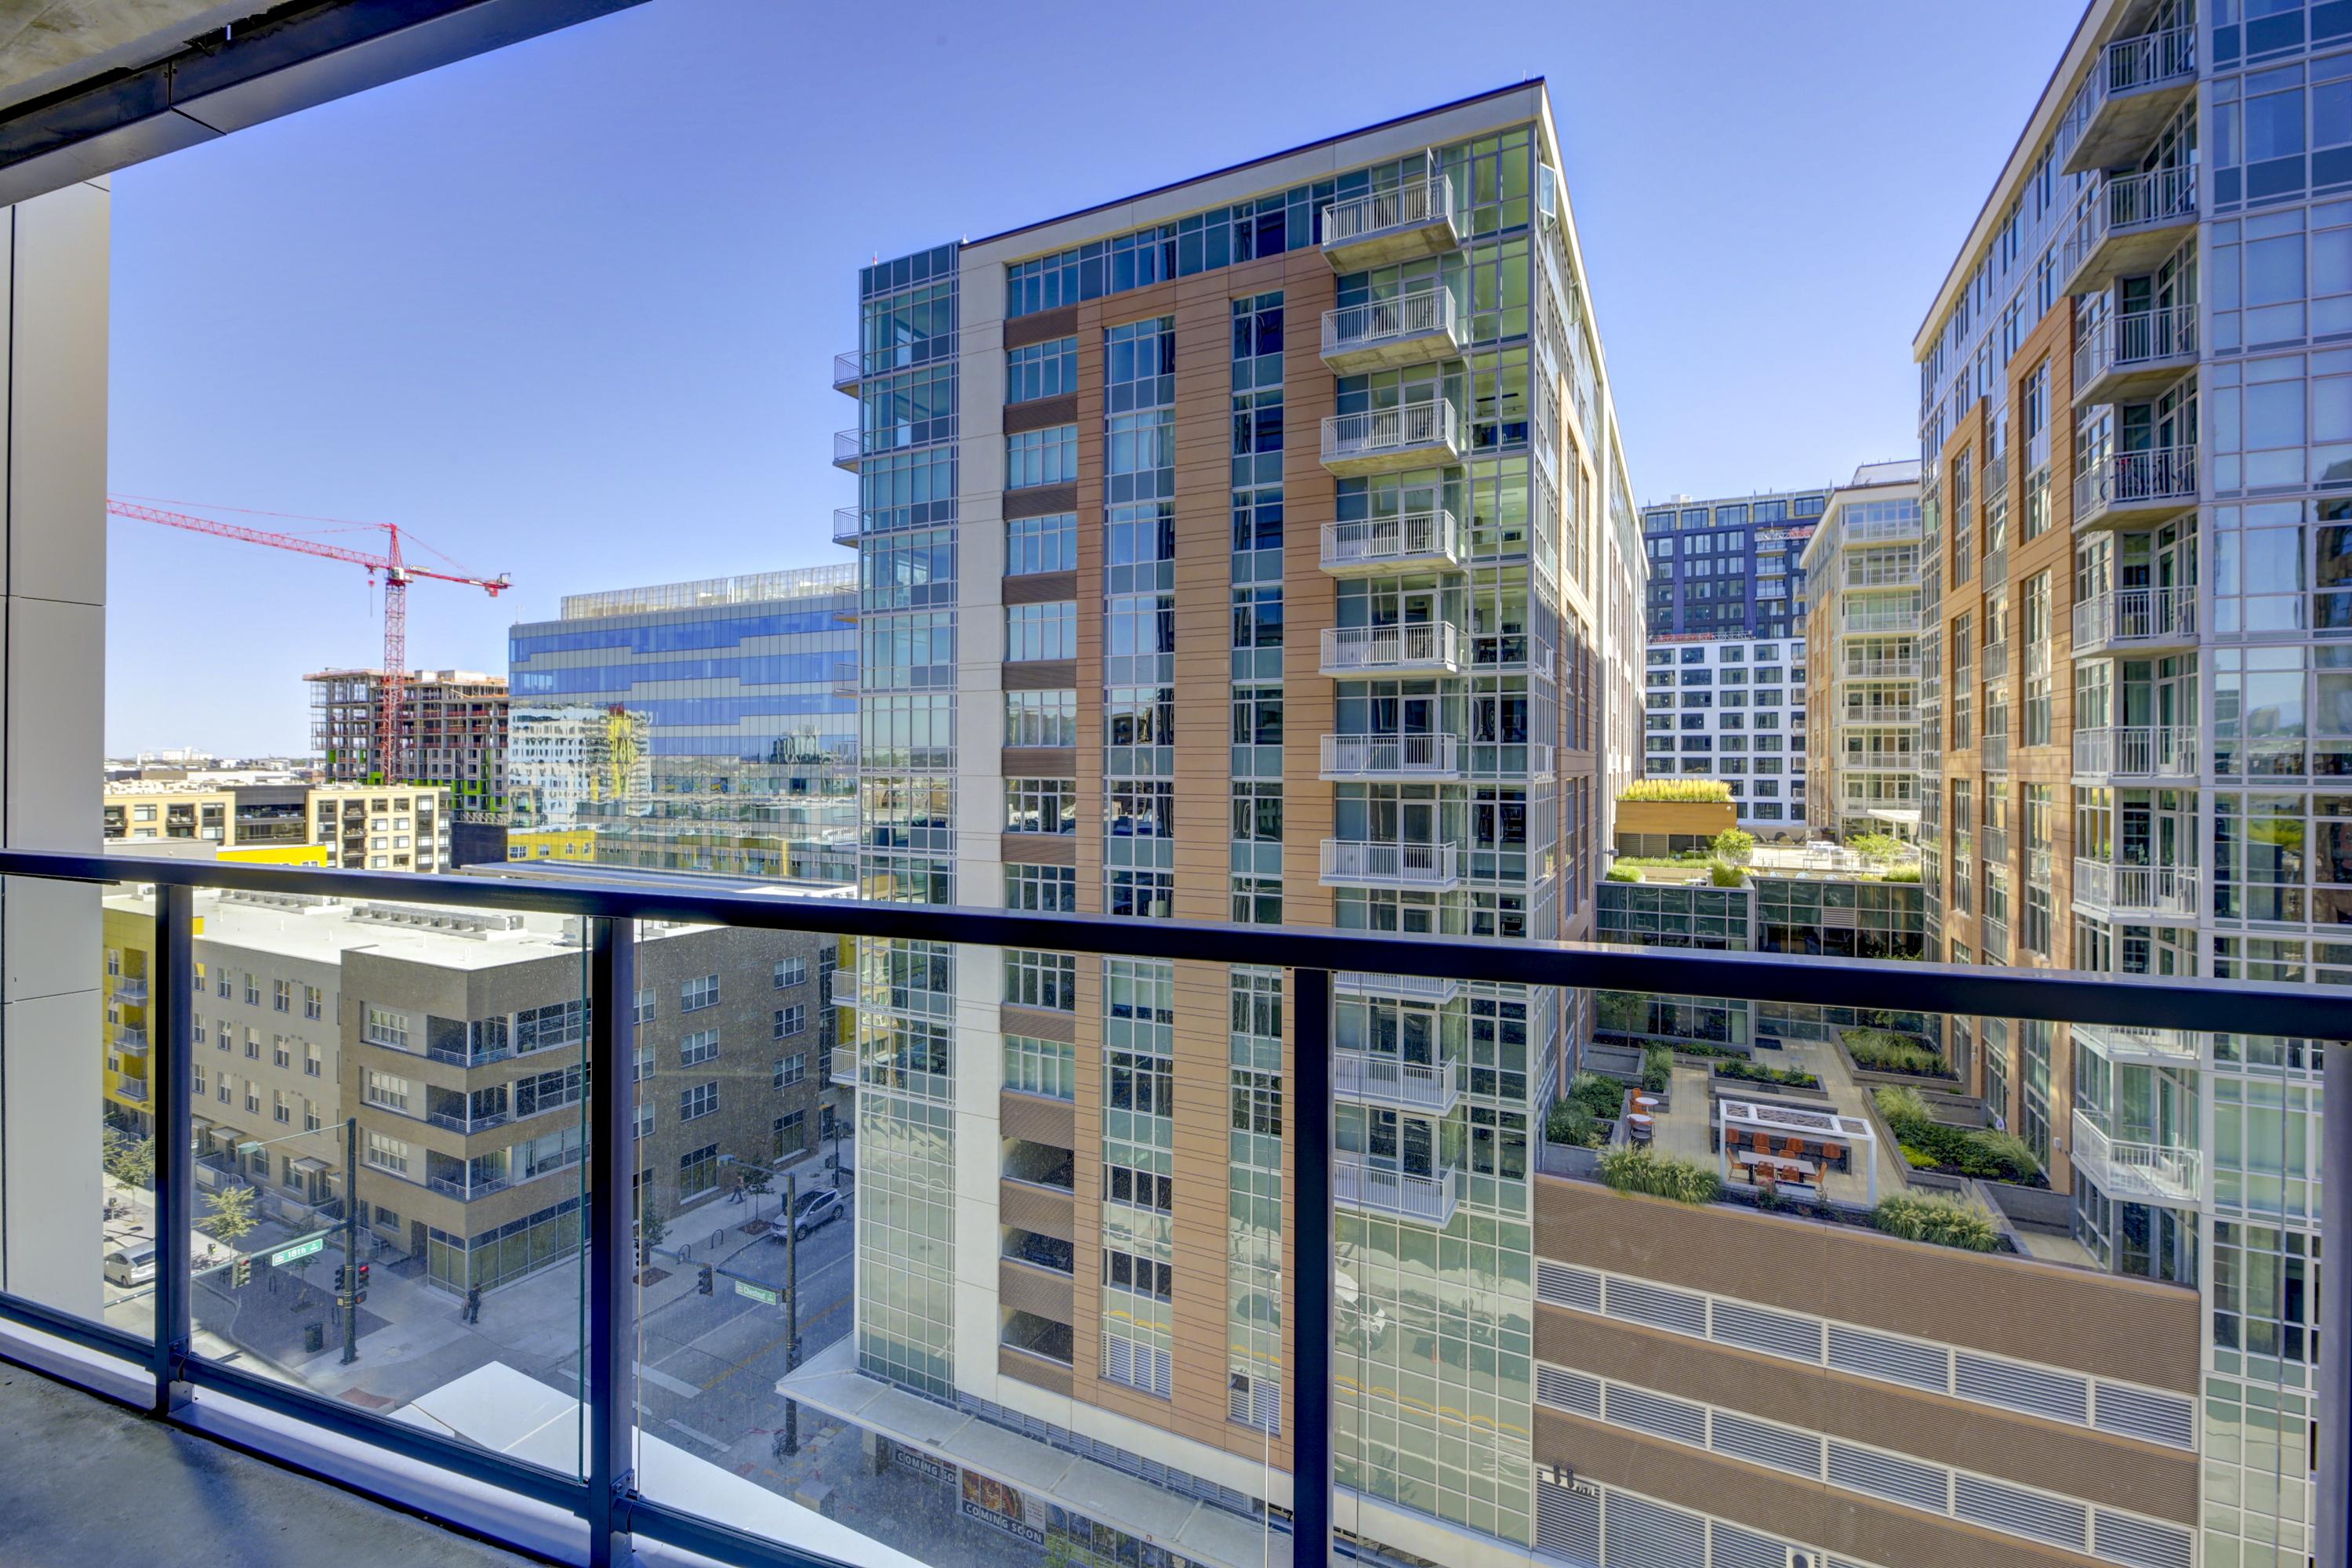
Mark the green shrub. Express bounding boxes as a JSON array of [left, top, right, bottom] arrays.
[[1881, 864, 1922, 883], [1715, 1059, 1821, 1090], [1604, 863, 1639, 882], [1618, 779, 1733, 804], [1545, 1098, 1607, 1149], [1597, 1145, 1722, 1205], [1711, 828, 1756, 864], [1570, 1071, 1626, 1121], [1848, 831, 1907, 867], [1842, 1027, 1954, 1078], [1874, 1086, 2040, 1181], [1641, 1045, 1674, 1094], [1873, 1193, 2002, 1252], [1706, 858, 1747, 887]]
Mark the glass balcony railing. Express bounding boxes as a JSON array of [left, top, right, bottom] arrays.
[[15, 849, 2347, 1568]]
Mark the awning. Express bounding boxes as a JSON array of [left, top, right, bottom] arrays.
[[289, 1156, 328, 1174], [1867, 808, 1922, 827]]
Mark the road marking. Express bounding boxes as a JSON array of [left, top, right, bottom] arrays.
[[696, 1294, 850, 1393], [638, 1363, 702, 1399], [666, 1417, 731, 1450]]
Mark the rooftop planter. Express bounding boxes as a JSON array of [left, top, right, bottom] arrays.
[[1710, 1058, 1830, 1102], [1837, 1025, 1957, 1082]]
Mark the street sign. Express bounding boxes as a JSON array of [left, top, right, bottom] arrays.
[[734, 1279, 780, 1306], [270, 1237, 325, 1267]]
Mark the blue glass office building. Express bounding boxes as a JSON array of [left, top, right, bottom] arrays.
[[505, 566, 858, 880], [1638, 485, 1828, 641]]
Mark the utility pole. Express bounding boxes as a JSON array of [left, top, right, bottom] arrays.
[[342, 1115, 361, 1367], [782, 1171, 800, 1456]]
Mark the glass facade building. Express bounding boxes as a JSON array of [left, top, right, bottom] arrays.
[[1638, 485, 1824, 641], [504, 566, 858, 880]]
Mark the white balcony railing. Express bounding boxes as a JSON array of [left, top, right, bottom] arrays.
[[1319, 840, 1462, 888], [2074, 858, 2201, 918], [1321, 399, 1462, 468], [1334, 1053, 1461, 1113], [114, 1025, 149, 1052], [2063, 166, 2198, 289], [830, 1046, 858, 1084], [1840, 605, 1923, 635], [1334, 1159, 1461, 1226], [829, 969, 858, 1009], [2100, 24, 2196, 100], [2074, 724, 2198, 779], [2071, 1109, 2201, 1207], [1319, 622, 1464, 674], [1334, 972, 1463, 1004], [2074, 445, 2197, 523], [2074, 304, 2197, 397], [1321, 176, 1458, 252], [1320, 289, 1461, 363], [2072, 1021, 2202, 1068], [1321, 734, 1461, 779], [110, 975, 149, 1003], [2072, 586, 2195, 651], [1843, 656, 1920, 680], [1320, 510, 1464, 574]]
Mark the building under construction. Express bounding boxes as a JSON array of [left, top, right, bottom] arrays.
[[306, 668, 510, 815]]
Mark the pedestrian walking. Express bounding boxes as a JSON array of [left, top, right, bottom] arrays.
[[464, 1285, 481, 1324]]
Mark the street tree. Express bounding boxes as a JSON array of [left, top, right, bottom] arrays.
[[201, 1185, 260, 1244], [742, 1159, 774, 1217]]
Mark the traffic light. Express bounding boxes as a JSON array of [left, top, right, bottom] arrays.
[[231, 1256, 251, 1288], [333, 1265, 349, 1294], [696, 1264, 714, 1296], [352, 1261, 369, 1304]]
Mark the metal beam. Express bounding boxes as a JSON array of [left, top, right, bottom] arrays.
[[586, 915, 637, 1565], [149, 883, 195, 1411], [39, 850, 2352, 1039], [1290, 968, 1334, 1568], [0, 0, 649, 208]]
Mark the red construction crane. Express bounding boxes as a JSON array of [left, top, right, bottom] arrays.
[[106, 499, 511, 784]]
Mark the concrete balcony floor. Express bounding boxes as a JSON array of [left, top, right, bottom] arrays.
[[0, 1363, 532, 1568]]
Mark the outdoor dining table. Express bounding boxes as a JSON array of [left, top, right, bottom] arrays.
[[1715, 1096, 1878, 1202]]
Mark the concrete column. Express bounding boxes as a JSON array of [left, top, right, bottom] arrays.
[[0, 180, 110, 1316]]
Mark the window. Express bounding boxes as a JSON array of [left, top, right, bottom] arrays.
[[681, 975, 720, 1012], [681, 1028, 720, 1065], [1005, 600, 1077, 660], [775, 1005, 807, 1039], [244, 1028, 261, 1059], [514, 1064, 583, 1118], [1004, 1034, 1076, 1099], [304, 1041, 322, 1078], [1005, 336, 1076, 403], [773, 956, 808, 989], [1007, 777, 1077, 833], [363, 1006, 408, 1050], [273, 1036, 292, 1069], [365, 1132, 411, 1175], [303, 985, 323, 1021], [678, 1142, 720, 1196], [1006, 425, 1077, 488], [775, 1054, 808, 1088], [633, 988, 655, 1025], [363, 1069, 413, 1112], [1005, 689, 1078, 747], [272, 978, 292, 1013], [193, 960, 205, 994], [243, 972, 260, 1005], [271, 1090, 291, 1126], [1005, 949, 1076, 1011], [1005, 512, 1076, 575], [1102, 1247, 1174, 1301], [772, 1111, 807, 1160], [517, 999, 586, 1053], [1007, 864, 1076, 912], [681, 1083, 720, 1122], [1230, 586, 1283, 651], [215, 967, 231, 999]]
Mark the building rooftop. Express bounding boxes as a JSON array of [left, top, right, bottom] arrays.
[[554, 564, 857, 622]]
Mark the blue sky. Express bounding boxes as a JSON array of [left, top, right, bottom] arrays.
[[106, 0, 2085, 755]]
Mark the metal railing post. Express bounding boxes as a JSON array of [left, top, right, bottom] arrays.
[[150, 882, 196, 1413], [587, 916, 638, 1566], [2320, 1042, 2350, 1568], [1290, 967, 1334, 1568]]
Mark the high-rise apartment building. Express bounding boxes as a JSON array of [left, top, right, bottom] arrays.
[[102, 781, 451, 871], [504, 568, 858, 881], [1638, 638, 1812, 832], [1915, 7, 2336, 1564], [805, 83, 1649, 1568], [1802, 462, 1925, 841], [1639, 485, 1825, 642], [307, 667, 510, 815]]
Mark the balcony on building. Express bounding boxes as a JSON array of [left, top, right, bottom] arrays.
[[1320, 397, 1464, 476], [1319, 839, 1464, 891], [2073, 1021, 2203, 1069], [1319, 289, 1466, 374], [1321, 732, 1462, 781], [831, 506, 863, 544], [2070, 1108, 2201, 1207], [829, 1045, 858, 1086], [1320, 509, 1465, 576], [1843, 652, 1920, 681], [2060, 24, 2198, 177], [109, 973, 148, 1004], [1980, 823, 2011, 866], [1334, 971, 1462, 1006], [1319, 620, 1465, 676], [2072, 723, 2198, 780], [1334, 1156, 1461, 1227], [829, 967, 859, 1011], [2071, 584, 2197, 655], [1334, 1051, 1461, 1115], [831, 427, 864, 470], [112, 1023, 148, 1054], [1980, 731, 2011, 772], [831, 350, 862, 395], [1319, 175, 1461, 270], [2059, 165, 2198, 298], [2074, 444, 2198, 528], [1836, 602, 1922, 637], [2071, 857, 2201, 919], [2072, 303, 2198, 408]]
